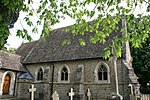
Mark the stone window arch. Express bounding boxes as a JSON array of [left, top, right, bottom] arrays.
[[36, 67, 44, 81], [94, 62, 110, 83], [58, 64, 70, 83]]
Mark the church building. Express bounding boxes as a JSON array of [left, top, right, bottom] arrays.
[[14, 19, 140, 100], [0, 19, 141, 100]]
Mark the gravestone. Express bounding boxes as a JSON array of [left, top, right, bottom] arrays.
[[87, 88, 91, 100], [106, 92, 121, 100], [52, 91, 59, 100], [69, 88, 75, 100], [0, 61, 2, 66], [29, 84, 36, 100]]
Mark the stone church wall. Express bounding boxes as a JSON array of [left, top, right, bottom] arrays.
[[16, 80, 31, 100], [16, 58, 130, 100], [16, 79, 51, 100]]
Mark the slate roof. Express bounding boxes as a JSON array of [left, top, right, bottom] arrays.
[[17, 21, 123, 64], [0, 50, 25, 72], [15, 41, 38, 62]]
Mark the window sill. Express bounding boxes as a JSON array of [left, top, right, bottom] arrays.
[[58, 81, 70, 83], [95, 80, 110, 84]]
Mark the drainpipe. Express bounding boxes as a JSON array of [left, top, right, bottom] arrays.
[[109, 40, 123, 100], [50, 63, 55, 100]]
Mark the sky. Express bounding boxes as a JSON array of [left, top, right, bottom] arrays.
[[6, 0, 75, 49], [6, 0, 149, 49], [7, 14, 75, 49]]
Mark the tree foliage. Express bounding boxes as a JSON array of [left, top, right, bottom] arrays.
[[131, 27, 150, 87], [18, 0, 150, 58], [2, 47, 16, 53], [0, 0, 150, 58], [0, 0, 24, 49], [129, 14, 150, 89]]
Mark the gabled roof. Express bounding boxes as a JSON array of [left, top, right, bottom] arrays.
[[15, 41, 38, 62], [17, 21, 123, 64], [0, 50, 25, 72]]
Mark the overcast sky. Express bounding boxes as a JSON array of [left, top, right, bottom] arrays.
[[6, 0, 75, 49], [7, 15, 75, 49]]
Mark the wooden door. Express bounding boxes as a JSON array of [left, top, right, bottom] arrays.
[[2, 74, 11, 94]]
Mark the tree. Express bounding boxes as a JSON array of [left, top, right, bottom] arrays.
[[19, 0, 150, 58], [0, 0, 150, 58], [132, 31, 150, 87], [2, 47, 16, 53], [0, 0, 24, 49], [130, 15, 150, 92], [132, 33, 150, 93]]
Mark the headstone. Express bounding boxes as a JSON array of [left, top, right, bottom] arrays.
[[69, 88, 75, 100], [0, 61, 2, 66], [52, 91, 59, 100], [106, 92, 120, 100], [87, 88, 91, 100], [29, 84, 36, 100]]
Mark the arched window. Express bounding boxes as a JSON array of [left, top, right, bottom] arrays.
[[94, 62, 110, 83], [98, 65, 108, 81], [61, 67, 68, 81], [58, 65, 70, 83], [37, 68, 43, 80]]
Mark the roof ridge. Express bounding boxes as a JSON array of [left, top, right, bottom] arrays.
[[23, 40, 39, 62], [15, 40, 38, 54]]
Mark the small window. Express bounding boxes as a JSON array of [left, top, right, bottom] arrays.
[[37, 68, 43, 80], [61, 67, 68, 81], [98, 65, 108, 81]]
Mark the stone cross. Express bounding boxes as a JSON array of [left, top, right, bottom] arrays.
[[52, 91, 59, 100], [29, 84, 36, 100], [69, 88, 75, 100], [87, 88, 91, 100]]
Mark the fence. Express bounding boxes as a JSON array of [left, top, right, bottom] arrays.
[[140, 86, 150, 100], [141, 94, 150, 100]]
